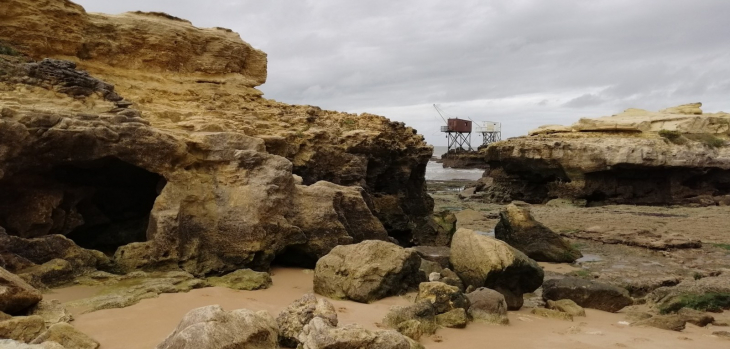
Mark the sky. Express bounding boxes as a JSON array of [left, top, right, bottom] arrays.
[[74, 0, 730, 146]]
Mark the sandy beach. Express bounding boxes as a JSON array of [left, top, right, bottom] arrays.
[[42, 268, 727, 349]]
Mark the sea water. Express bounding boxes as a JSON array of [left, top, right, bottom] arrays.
[[425, 146, 485, 181]]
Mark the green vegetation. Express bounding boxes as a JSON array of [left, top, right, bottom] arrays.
[[658, 130, 687, 145], [570, 269, 591, 278], [341, 118, 357, 130], [685, 133, 726, 148], [0, 42, 18, 56], [712, 243, 730, 251], [658, 292, 730, 314]]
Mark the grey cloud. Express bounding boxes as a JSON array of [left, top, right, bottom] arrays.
[[73, 0, 730, 144]]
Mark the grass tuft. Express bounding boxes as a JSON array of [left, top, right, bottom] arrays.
[[658, 292, 730, 314]]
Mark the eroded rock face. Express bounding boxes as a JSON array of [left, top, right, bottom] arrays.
[[156, 305, 278, 349], [482, 104, 730, 205], [0, 0, 436, 275], [450, 228, 544, 310], [494, 203, 581, 263], [0, 267, 42, 315], [313, 240, 420, 303]]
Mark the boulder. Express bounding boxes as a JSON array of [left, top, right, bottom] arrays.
[[277, 294, 338, 348], [435, 308, 468, 328], [531, 308, 573, 321], [27, 300, 73, 326], [0, 267, 42, 314], [313, 240, 420, 303], [31, 323, 100, 349], [298, 317, 423, 349], [631, 314, 686, 331], [156, 305, 278, 349], [450, 228, 544, 309], [415, 282, 469, 314], [206, 269, 272, 291], [382, 301, 437, 340], [494, 203, 582, 262], [465, 288, 509, 325], [0, 340, 64, 349], [542, 277, 632, 313], [546, 299, 586, 317], [0, 315, 46, 342]]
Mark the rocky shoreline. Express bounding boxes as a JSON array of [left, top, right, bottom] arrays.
[[1, 1, 729, 348]]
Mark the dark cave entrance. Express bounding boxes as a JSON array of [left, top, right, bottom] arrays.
[[59, 157, 165, 254]]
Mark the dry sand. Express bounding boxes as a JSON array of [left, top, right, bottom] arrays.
[[46, 268, 729, 349]]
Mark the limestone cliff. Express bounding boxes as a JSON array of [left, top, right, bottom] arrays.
[[0, 0, 438, 277], [482, 103, 730, 205]]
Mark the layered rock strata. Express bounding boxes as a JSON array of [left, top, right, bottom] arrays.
[[481, 103, 730, 205], [0, 0, 436, 276]]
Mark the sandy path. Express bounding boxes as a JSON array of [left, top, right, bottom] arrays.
[[46, 268, 728, 349]]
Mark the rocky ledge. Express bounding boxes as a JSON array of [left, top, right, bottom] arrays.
[[439, 151, 488, 169], [480, 103, 730, 206], [0, 0, 445, 279]]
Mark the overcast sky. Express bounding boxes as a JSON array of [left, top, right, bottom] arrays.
[[74, 0, 730, 146]]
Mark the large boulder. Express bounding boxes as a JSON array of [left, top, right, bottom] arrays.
[[298, 317, 423, 349], [494, 203, 582, 263], [0, 316, 46, 342], [0, 267, 42, 314], [465, 288, 509, 325], [277, 294, 338, 348], [542, 277, 633, 313], [450, 228, 544, 309], [313, 240, 420, 303], [156, 305, 278, 349]]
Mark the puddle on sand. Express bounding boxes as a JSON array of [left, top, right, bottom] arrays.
[[576, 254, 603, 263], [476, 230, 495, 237]]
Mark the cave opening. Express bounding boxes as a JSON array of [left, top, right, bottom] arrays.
[[0, 157, 165, 255], [59, 157, 165, 255], [272, 246, 318, 269]]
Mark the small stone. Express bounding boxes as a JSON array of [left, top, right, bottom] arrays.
[[547, 299, 586, 317], [632, 315, 686, 332], [435, 308, 468, 328], [206, 269, 272, 290], [415, 282, 470, 314], [531, 308, 574, 321]]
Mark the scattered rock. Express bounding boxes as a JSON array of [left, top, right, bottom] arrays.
[[419, 260, 443, 280], [465, 287, 509, 325], [27, 300, 73, 326], [206, 269, 272, 291], [713, 331, 730, 339], [382, 301, 437, 340], [542, 277, 633, 312], [313, 240, 420, 303], [298, 317, 423, 349], [677, 308, 714, 327], [0, 266, 42, 314], [277, 294, 338, 348], [31, 323, 100, 349], [546, 299, 586, 317], [413, 246, 451, 269], [0, 315, 46, 342], [435, 308, 468, 328], [561, 228, 701, 250], [632, 314, 686, 332], [531, 308, 573, 321], [415, 282, 469, 314], [450, 228, 544, 310], [156, 305, 278, 349], [494, 203, 582, 263], [439, 268, 465, 291]]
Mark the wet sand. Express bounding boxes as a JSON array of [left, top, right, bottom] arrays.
[[48, 268, 728, 349]]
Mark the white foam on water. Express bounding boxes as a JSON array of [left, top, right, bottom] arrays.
[[425, 161, 484, 181]]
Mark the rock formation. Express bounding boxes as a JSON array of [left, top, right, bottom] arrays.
[[494, 202, 582, 262], [449, 228, 544, 310], [276, 294, 338, 348], [313, 240, 421, 303], [481, 103, 730, 205], [0, 0, 437, 276], [439, 151, 488, 169], [542, 277, 633, 313]]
